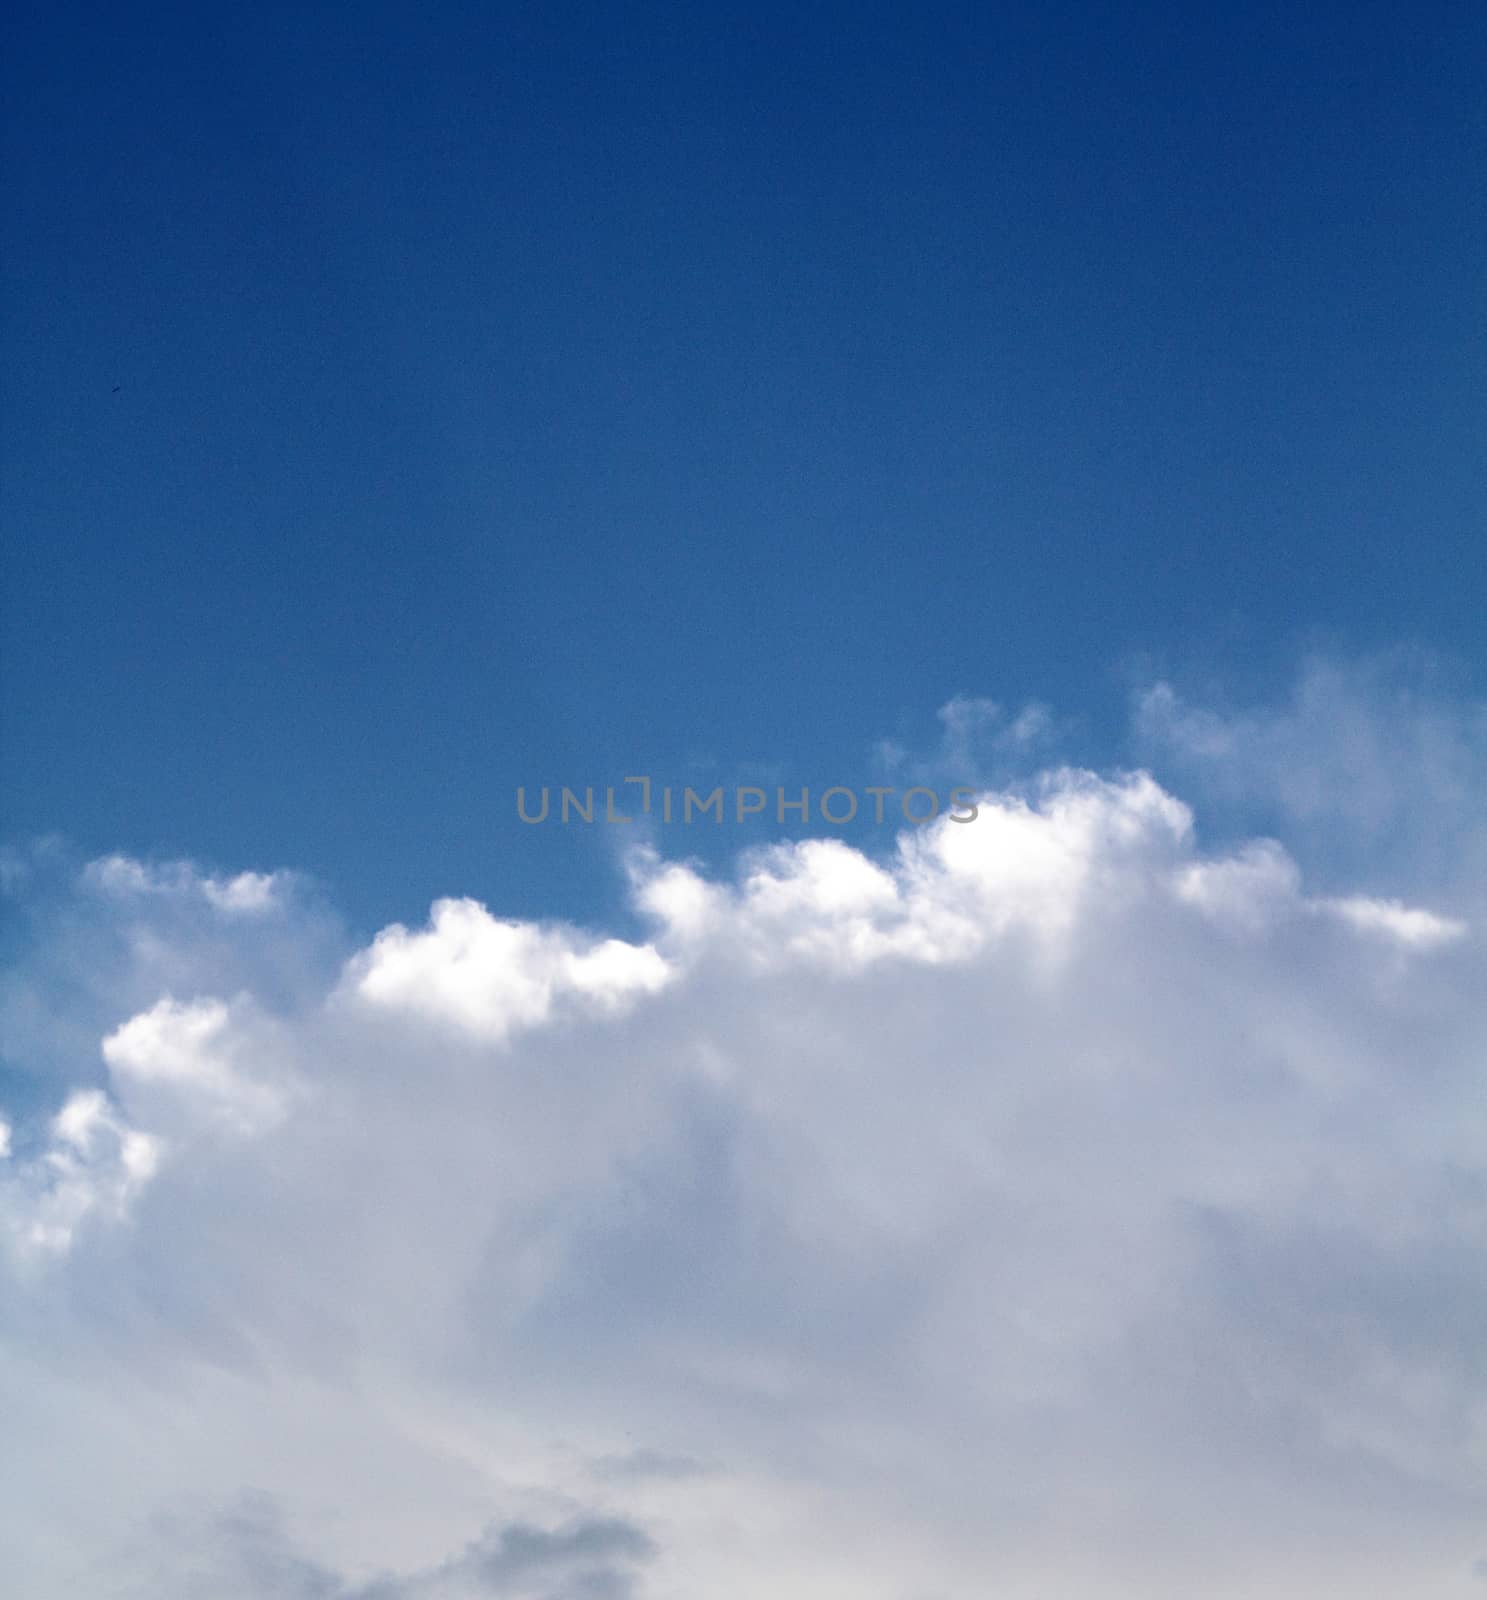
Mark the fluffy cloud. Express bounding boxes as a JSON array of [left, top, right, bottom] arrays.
[[1, 1086, 160, 1258], [345, 898, 672, 1043], [3, 682, 1486, 1598]]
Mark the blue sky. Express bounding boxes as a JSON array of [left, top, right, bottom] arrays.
[[4, 0, 1484, 934], [6, 9, 1487, 1597]]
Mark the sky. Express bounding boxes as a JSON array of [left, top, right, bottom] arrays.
[[3, 0, 1485, 931], [2, 3, 1487, 1597]]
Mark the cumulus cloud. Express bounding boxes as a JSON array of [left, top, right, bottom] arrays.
[[3, 678, 1486, 1599], [1, 1086, 160, 1259], [344, 898, 672, 1043], [102, 995, 296, 1136]]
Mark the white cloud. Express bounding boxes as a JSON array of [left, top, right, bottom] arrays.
[[103, 995, 295, 1135], [3, 686, 1486, 1598], [2, 1087, 161, 1259], [1172, 839, 1302, 932], [85, 855, 292, 915], [343, 897, 672, 1042], [1319, 895, 1469, 949]]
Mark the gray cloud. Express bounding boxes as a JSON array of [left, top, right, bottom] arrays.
[[351, 1515, 656, 1600], [113, 1495, 655, 1600]]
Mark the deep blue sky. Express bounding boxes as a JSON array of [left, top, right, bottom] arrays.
[[3, 0, 1483, 934]]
